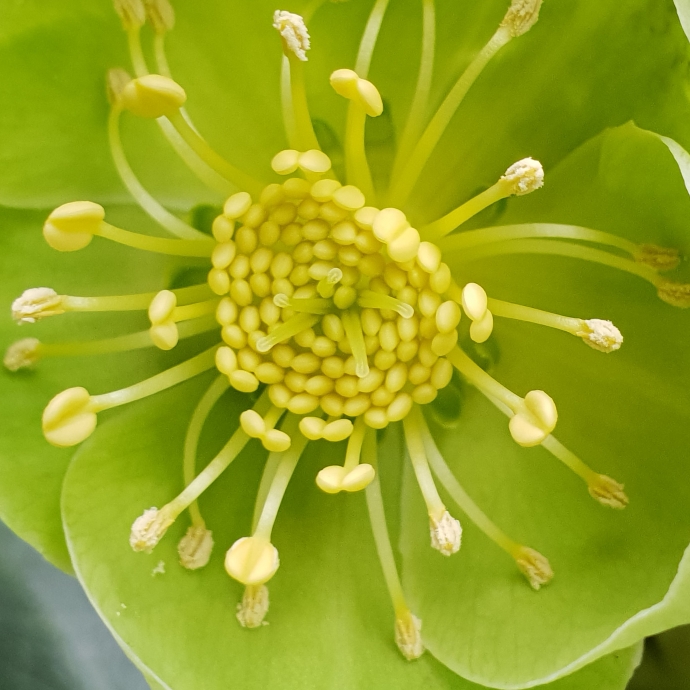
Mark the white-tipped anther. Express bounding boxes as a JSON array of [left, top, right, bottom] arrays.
[[501, 157, 544, 196], [130, 507, 175, 553], [509, 390, 557, 447], [113, 0, 146, 29], [429, 511, 462, 556], [225, 536, 280, 586], [4, 338, 41, 371], [461, 283, 488, 321], [395, 612, 424, 661], [12, 288, 64, 324], [578, 319, 623, 353], [178, 525, 214, 569], [43, 202, 104, 252], [42, 387, 97, 447], [501, 0, 543, 37], [144, 0, 175, 32], [316, 463, 376, 494], [236, 584, 270, 629], [515, 546, 553, 590], [588, 474, 629, 510], [121, 75, 187, 118], [273, 10, 310, 61]]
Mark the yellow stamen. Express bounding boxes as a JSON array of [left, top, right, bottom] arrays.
[[341, 310, 370, 378], [256, 313, 320, 352]]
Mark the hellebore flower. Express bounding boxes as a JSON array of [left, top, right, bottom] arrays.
[[1, 1, 690, 689]]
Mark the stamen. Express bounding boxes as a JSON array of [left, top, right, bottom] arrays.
[[271, 149, 332, 176], [236, 584, 270, 629], [273, 293, 331, 314], [107, 93, 205, 240], [240, 406, 291, 452], [513, 546, 554, 591], [447, 347, 557, 447], [487, 299, 623, 353], [299, 417, 354, 442], [114, 0, 146, 31], [357, 290, 414, 318], [389, 2, 541, 205], [131, 390, 272, 554], [256, 313, 320, 352], [316, 417, 375, 493], [178, 525, 215, 570], [418, 415, 553, 589], [226, 415, 307, 585], [634, 243, 681, 272], [363, 432, 424, 660], [657, 281, 690, 308], [341, 310, 370, 378], [148, 291, 218, 350], [274, 11, 321, 152], [144, 0, 175, 34], [422, 158, 544, 240]]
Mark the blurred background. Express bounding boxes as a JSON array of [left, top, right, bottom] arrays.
[[0, 518, 687, 690]]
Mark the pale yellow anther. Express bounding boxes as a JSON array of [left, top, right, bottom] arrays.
[[271, 149, 300, 175], [263, 428, 292, 452], [271, 149, 332, 176], [148, 290, 178, 350], [373, 208, 408, 243], [113, 0, 146, 30], [130, 507, 175, 553], [42, 387, 97, 447], [224, 192, 253, 219], [387, 392, 413, 422], [395, 612, 424, 661], [588, 474, 629, 510], [501, 0, 543, 37], [316, 463, 376, 494], [144, 0, 175, 33], [501, 157, 544, 196], [461, 282, 488, 321], [121, 74, 186, 118], [435, 301, 461, 334], [657, 281, 690, 308], [429, 511, 462, 556], [310, 178, 342, 202], [329, 69, 359, 99], [299, 416, 327, 440], [273, 10, 310, 61], [388, 227, 421, 263], [514, 546, 553, 590], [354, 206, 379, 230], [330, 69, 383, 116], [225, 536, 280, 585], [4, 338, 41, 372], [215, 346, 238, 376], [509, 390, 558, 447], [469, 309, 493, 344], [236, 584, 270, 629], [178, 525, 214, 570], [417, 242, 442, 273], [240, 410, 266, 438], [43, 201, 104, 252], [12, 288, 64, 324], [576, 319, 623, 353], [228, 370, 260, 393], [431, 330, 458, 357], [322, 419, 354, 442], [332, 185, 366, 211]]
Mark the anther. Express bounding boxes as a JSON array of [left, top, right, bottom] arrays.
[[42, 387, 97, 447], [273, 10, 310, 61], [43, 202, 104, 252], [588, 474, 629, 510], [121, 74, 187, 118], [107, 67, 132, 106], [341, 310, 370, 378], [395, 611, 424, 661], [330, 69, 384, 117], [236, 584, 270, 629], [429, 511, 462, 556], [316, 419, 374, 493], [4, 338, 41, 371], [225, 536, 280, 585], [657, 281, 690, 308], [514, 546, 553, 590], [240, 408, 291, 452], [129, 506, 176, 552], [148, 290, 178, 350], [316, 268, 343, 298], [500, 0, 544, 38], [576, 319, 623, 353], [177, 525, 214, 569], [271, 149, 331, 175], [299, 417, 354, 441], [144, 0, 175, 33], [12, 288, 65, 323], [500, 157, 544, 195], [509, 390, 558, 447], [634, 243, 681, 272], [460, 282, 494, 343], [113, 0, 146, 30]]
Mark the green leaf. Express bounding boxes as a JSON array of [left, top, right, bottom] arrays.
[[401, 124, 690, 687], [62, 377, 643, 690]]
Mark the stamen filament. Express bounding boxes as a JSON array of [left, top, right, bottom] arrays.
[[253, 415, 308, 540], [345, 105, 376, 203], [61, 284, 212, 313], [256, 313, 319, 352], [392, 0, 435, 179], [342, 416, 367, 472], [488, 298, 582, 334], [172, 298, 219, 322], [108, 106, 205, 240], [341, 310, 370, 378], [540, 435, 597, 484], [357, 290, 414, 318], [389, 25, 512, 205], [166, 110, 263, 196], [286, 56, 321, 152], [354, 0, 390, 76], [90, 345, 219, 411], [183, 375, 230, 527], [97, 222, 214, 256], [450, 239, 661, 286], [438, 223, 638, 255], [274, 294, 331, 315], [280, 56, 298, 149], [127, 27, 148, 77]]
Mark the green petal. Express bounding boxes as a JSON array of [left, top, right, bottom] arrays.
[[62, 376, 644, 690], [0, 205, 188, 570], [401, 125, 690, 686]]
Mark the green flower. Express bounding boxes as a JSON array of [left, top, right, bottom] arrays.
[[1, 1, 690, 689]]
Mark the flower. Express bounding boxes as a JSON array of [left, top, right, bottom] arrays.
[[2, 1, 690, 689]]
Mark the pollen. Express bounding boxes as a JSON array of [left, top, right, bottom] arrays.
[[577, 319, 623, 353], [12, 288, 64, 324], [273, 10, 310, 62]]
